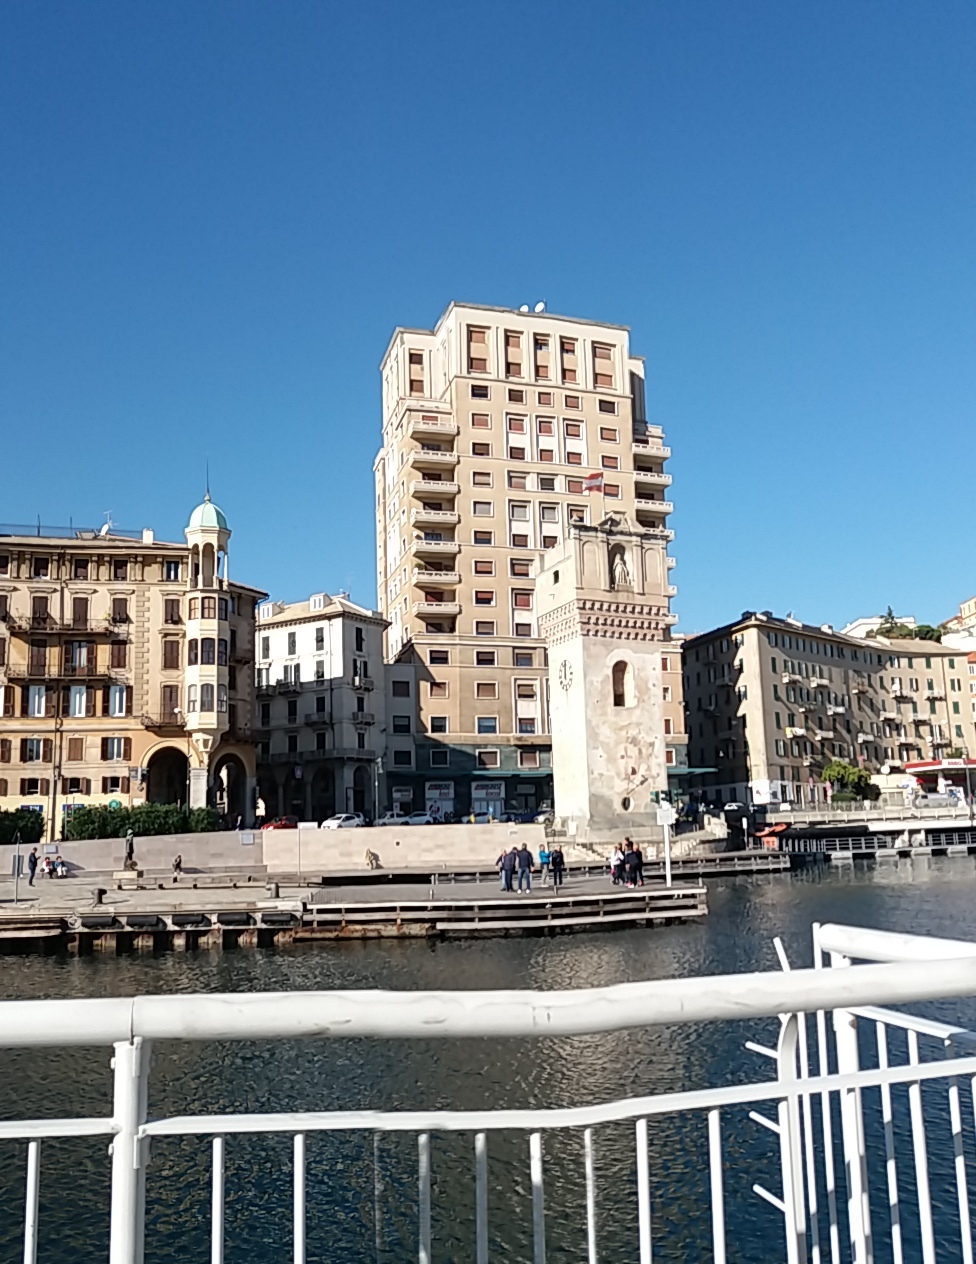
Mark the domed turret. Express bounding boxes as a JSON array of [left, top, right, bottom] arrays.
[[187, 493, 229, 533]]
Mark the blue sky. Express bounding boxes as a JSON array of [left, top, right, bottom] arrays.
[[2, 2, 974, 633]]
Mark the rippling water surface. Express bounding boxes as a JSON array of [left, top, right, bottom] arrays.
[[4, 859, 976, 1262]]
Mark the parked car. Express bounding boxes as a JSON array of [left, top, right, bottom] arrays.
[[403, 811, 436, 826], [261, 816, 299, 830], [320, 813, 364, 829], [375, 811, 408, 827]]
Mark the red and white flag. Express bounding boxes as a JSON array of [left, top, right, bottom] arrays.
[[583, 472, 604, 494]]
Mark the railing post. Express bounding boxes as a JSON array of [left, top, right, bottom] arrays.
[[109, 1038, 151, 1264], [776, 1015, 808, 1264], [830, 955, 873, 1264]]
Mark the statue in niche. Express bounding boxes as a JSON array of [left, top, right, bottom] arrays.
[[610, 546, 631, 590]]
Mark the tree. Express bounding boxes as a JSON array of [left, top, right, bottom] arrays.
[[821, 759, 880, 800], [867, 606, 942, 642]]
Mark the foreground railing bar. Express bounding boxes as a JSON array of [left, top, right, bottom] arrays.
[[875, 1025, 903, 1264], [707, 1110, 726, 1264], [418, 1132, 431, 1264], [584, 1128, 597, 1264], [293, 1133, 306, 1264], [0, 1118, 115, 1141], [817, 923, 976, 963], [23, 1138, 40, 1264], [211, 1136, 224, 1264], [747, 1109, 781, 1135], [812, 924, 843, 1264], [133, 1049, 976, 1139], [7, 954, 976, 1047], [944, 1058, 973, 1264], [475, 1132, 488, 1264], [849, 1005, 965, 1041], [530, 1131, 546, 1264], [753, 1184, 786, 1214], [907, 1031, 936, 1264], [635, 1118, 652, 1263]]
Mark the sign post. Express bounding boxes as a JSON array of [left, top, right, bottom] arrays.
[[656, 804, 676, 888], [12, 829, 21, 905]]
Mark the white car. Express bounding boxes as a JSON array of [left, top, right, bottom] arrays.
[[375, 811, 408, 827], [320, 813, 364, 829], [403, 811, 435, 826]]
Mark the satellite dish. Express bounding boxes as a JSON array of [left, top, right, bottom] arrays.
[[534, 301, 546, 313], [99, 522, 111, 537], [518, 304, 530, 313]]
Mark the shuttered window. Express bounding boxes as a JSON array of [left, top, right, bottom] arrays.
[[67, 738, 85, 762], [111, 641, 127, 669], [162, 640, 180, 669]]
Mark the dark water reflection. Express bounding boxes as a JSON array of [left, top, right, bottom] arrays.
[[4, 859, 976, 1262]]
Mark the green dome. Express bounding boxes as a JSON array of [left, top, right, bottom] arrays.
[[187, 495, 229, 532]]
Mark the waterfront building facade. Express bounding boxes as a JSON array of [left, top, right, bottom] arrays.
[[373, 301, 678, 818], [683, 612, 976, 807], [253, 593, 390, 820], [0, 499, 264, 837]]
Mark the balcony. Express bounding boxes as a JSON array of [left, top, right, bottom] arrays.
[[351, 674, 374, 690], [785, 726, 805, 739], [410, 479, 460, 500], [925, 689, 945, 700], [413, 601, 461, 619], [666, 556, 677, 570], [409, 538, 461, 560], [140, 713, 185, 731], [6, 660, 116, 680], [828, 705, 846, 715], [665, 584, 678, 597], [408, 417, 459, 439], [635, 498, 673, 515], [352, 712, 376, 726], [633, 440, 671, 459], [410, 508, 461, 528], [781, 672, 803, 685], [408, 449, 459, 471], [633, 469, 672, 488], [856, 732, 872, 743], [306, 712, 333, 728], [813, 729, 833, 741], [413, 568, 460, 586]]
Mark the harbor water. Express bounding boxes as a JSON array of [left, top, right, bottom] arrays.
[[3, 858, 976, 1262]]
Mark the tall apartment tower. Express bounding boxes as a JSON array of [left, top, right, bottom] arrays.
[[374, 302, 681, 819]]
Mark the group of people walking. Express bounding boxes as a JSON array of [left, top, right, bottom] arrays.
[[496, 843, 565, 892], [609, 838, 644, 887]]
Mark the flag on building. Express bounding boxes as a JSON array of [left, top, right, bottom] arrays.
[[583, 472, 604, 494]]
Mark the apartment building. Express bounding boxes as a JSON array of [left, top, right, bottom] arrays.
[[373, 302, 678, 818], [254, 592, 391, 820], [0, 498, 265, 838], [683, 612, 976, 808]]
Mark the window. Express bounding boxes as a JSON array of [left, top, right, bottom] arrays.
[[314, 626, 325, 651], [612, 660, 633, 708], [112, 597, 128, 623], [392, 679, 412, 695], [476, 682, 498, 699], [28, 686, 46, 718], [472, 501, 493, 516], [67, 737, 84, 761], [315, 659, 325, 681], [477, 749, 500, 768], [509, 446, 526, 460], [113, 559, 128, 581], [475, 650, 497, 666], [189, 598, 200, 620], [514, 651, 534, 667], [509, 502, 529, 520], [477, 716, 498, 734], [508, 472, 528, 489], [201, 638, 215, 665], [564, 421, 582, 438], [474, 560, 495, 576], [187, 684, 198, 712], [599, 426, 619, 442], [601, 455, 619, 470], [471, 412, 491, 428], [538, 476, 556, 491], [475, 621, 496, 636], [598, 400, 617, 414], [202, 596, 216, 619], [109, 640, 127, 670], [604, 483, 620, 498], [518, 719, 536, 734], [164, 560, 180, 581], [566, 450, 583, 466], [472, 471, 492, 487], [568, 506, 586, 523], [68, 685, 86, 718], [217, 638, 228, 666], [200, 684, 214, 711], [472, 442, 491, 456], [663, 717, 674, 735], [519, 750, 540, 769], [567, 479, 584, 494], [103, 737, 129, 761], [565, 395, 581, 409], [429, 716, 450, 735], [393, 750, 413, 767], [474, 591, 495, 605], [429, 649, 449, 665], [260, 635, 270, 659], [508, 388, 525, 401], [511, 533, 529, 547], [164, 598, 181, 624], [108, 684, 127, 717], [392, 716, 411, 734], [538, 391, 553, 405], [217, 598, 229, 620], [429, 745, 450, 762], [287, 632, 297, 656], [73, 558, 89, 580], [510, 559, 531, 577], [473, 530, 493, 545], [470, 385, 489, 399], [516, 682, 537, 699], [513, 591, 533, 609], [514, 622, 532, 637], [287, 734, 299, 754]]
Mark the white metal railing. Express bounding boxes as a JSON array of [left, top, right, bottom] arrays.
[[4, 925, 976, 1262]]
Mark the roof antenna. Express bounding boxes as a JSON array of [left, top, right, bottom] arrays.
[[205, 460, 211, 502]]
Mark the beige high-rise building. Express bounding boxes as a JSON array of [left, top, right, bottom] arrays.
[[374, 301, 682, 819], [0, 498, 265, 839]]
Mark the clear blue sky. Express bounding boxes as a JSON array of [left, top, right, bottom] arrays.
[[2, 2, 974, 633]]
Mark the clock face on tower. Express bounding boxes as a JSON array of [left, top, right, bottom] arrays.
[[558, 660, 573, 691]]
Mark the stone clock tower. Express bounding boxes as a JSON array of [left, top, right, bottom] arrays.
[[536, 515, 678, 843]]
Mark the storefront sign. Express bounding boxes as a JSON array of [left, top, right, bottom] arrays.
[[392, 786, 413, 806], [425, 781, 455, 800], [472, 781, 505, 802]]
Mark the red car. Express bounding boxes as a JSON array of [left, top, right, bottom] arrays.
[[261, 816, 300, 830]]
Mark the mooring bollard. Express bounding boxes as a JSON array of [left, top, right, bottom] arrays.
[[266, 881, 279, 899], [91, 887, 106, 906]]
